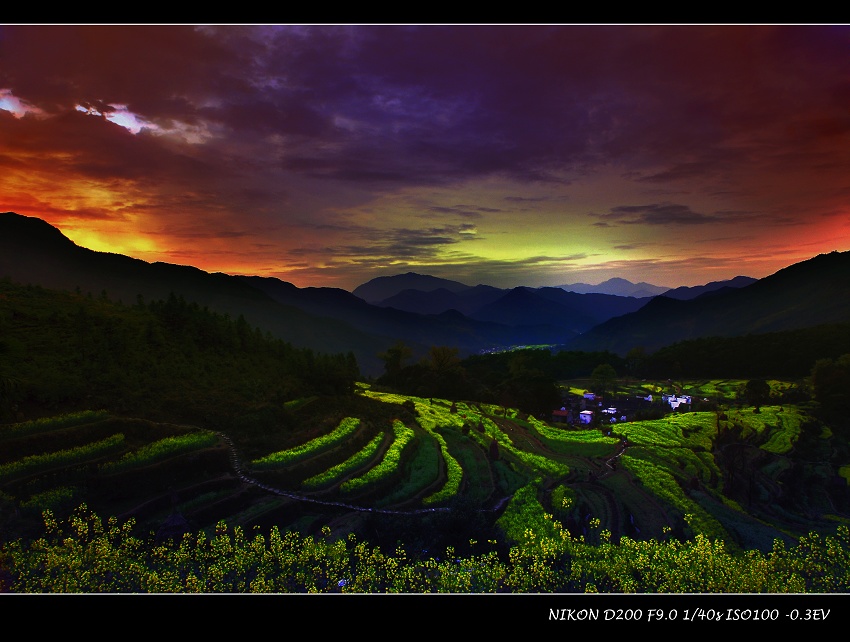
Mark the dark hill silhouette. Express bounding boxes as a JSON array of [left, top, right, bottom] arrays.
[[352, 271, 471, 303], [374, 284, 653, 327], [468, 287, 609, 334], [521, 286, 653, 325], [662, 275, 758, 300], [375, 284, 506, 316], [566, 250, 850, 355], [0, 212, 392, 375]]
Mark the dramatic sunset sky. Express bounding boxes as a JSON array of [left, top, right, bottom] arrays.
[[2, 24, 849, 291]]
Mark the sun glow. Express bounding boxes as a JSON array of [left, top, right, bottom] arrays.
[[63, 225, 160, 259]]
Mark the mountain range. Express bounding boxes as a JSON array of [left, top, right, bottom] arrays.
[[352, 271, 758, 318], [1, 211, 848, 376]]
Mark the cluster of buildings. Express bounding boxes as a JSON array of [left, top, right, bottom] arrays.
[[551, 390, 694, 427]]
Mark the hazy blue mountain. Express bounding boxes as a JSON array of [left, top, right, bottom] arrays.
[[556, 277, 670, 298], [529, 287, 654, 320], [466, 287, 599, 333], [361, 272, 754, 316]]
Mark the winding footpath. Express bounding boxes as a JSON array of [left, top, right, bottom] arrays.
[[216, 431, 459, 516]]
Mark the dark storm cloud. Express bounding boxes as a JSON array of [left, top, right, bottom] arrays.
[[236, 25, 642, 185], [595, 203, 721, 226], [147, 226, 254, 240], [0, 106, 219, 184], [382, 224, 480, 254], [635, 162, 718, 183], [612, 243, 646, 251], [0, 25, 254, 121], [425, 205, 499, 219], [4, 24, 849, 199], [288, 223, 478, 255]]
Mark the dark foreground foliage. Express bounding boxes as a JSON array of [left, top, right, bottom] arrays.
[[2, 504, 849, 593]]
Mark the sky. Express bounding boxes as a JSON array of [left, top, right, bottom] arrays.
[[2, 24, 849, 292]]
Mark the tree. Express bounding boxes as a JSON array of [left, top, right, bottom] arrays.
[[0, 367, 19, 421], [426, 345, 466, 399], [743, 378, 771, 411], [428, 345, 462, 374], [625, 346, 646, 378], [811, 354, 850, 420], [591, 363, 618, 399], [377, 340, 412, 382], [0, 336, 20, 420]]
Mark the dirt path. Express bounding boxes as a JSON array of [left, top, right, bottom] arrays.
[[217, 430, 456, 516]]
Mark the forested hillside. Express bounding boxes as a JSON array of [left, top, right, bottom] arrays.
[[0, 278, 358, 428]]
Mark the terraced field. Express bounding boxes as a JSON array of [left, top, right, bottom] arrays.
[[1, 381, 847, 557]]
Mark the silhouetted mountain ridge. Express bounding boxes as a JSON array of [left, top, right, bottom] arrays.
[[567, 250, 850, 355], [662, 276, 758, 300], [357, 271, 754, 318], [352, 272, 471, 303]]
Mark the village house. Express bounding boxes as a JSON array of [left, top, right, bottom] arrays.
[[552, 407, 572, 423], [663, 394, 692, 410]]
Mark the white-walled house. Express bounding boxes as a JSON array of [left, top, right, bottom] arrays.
[[663, 394, 692, 409]]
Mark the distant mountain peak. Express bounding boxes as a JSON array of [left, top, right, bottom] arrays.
[[557, 277, 670, 298], [352, 272, 471, 303]]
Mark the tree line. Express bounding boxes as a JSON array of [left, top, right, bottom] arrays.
[[373, 331, 850, 425]]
